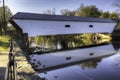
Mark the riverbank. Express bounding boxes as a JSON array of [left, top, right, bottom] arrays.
[[15, 52, 42, 80]]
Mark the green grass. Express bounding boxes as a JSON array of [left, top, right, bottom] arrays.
[[0, 36, 10, 52]]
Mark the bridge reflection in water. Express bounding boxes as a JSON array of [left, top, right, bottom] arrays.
[[28, 34, 120, 80]]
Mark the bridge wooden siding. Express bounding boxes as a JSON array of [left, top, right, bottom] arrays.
[[10, 12, 117, 37]]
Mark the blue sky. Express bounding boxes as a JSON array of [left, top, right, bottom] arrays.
[[4, 0, 117, 14]]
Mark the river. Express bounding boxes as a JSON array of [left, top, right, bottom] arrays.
[[29, 34, 120, 80]]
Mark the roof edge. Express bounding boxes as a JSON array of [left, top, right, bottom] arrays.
[[11, 12, 116, 23]]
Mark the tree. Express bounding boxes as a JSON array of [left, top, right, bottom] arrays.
[[75, 6, 90, 17], [89, 6, 102, 17], [113, 0, 120, 12], [28, 37, 34, 46], [100, 11, 110, 18], [0, 6, 12, 35], [43, 8, 56, 15], [75, 3, 84, 16], [109, 12, 119, 19], [113, 0, 120, 19], [61, 9, 75, 16], [61, 4, 102, 18]]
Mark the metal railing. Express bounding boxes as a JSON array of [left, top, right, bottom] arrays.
[[5, 39, 17, 80]]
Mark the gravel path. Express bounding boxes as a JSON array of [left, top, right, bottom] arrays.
[[0, 52, 43, 80], [15, 52, 42, 80]]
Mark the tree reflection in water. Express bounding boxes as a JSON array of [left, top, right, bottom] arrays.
[[80, 38, 120, 70], [28, 33, 120, 80], [112, 37, 120, 71], [80, 59, 101, 69], [29, 33, 111, 53]]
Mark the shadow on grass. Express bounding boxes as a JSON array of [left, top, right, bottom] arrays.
[[0, 41, 9, 48]]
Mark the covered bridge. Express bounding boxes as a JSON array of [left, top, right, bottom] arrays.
[[9, 12, 117, 53], [10, 12, 117, 37]]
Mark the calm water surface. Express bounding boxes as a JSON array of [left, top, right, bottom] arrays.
[[39, 52, 120, 80], [29, 35, 120, 80]]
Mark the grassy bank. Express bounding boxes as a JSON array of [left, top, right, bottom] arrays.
[[0, 36, 10, 52]]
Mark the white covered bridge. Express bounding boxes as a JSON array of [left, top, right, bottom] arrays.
[[10, 12, 117, 37], [9, 12, 117, 53]]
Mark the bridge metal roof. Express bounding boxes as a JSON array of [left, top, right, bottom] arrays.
[[11, 12, 116, 23]]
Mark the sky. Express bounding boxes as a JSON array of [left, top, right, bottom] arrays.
[[2, 0, 117, 14]]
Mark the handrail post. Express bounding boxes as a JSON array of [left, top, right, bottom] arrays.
[[5, 39, 17, 80]]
